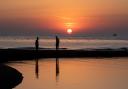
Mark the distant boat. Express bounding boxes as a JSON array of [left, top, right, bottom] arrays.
[[113, 33, 117, 37]]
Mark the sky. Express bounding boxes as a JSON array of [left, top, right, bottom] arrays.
[[0, 0, 128, 38]]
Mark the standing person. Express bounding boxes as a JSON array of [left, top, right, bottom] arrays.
[[55, 36, 60, 79], [35, 36, 39, 51], [35, 36, 39, 78], [56, 36, 60, 50]]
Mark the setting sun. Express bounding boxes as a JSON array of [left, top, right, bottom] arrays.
[[67, 29, 72, 34]]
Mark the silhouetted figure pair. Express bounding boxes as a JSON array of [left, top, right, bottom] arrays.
[[35, 36, 60, 50], [34, 36, 60, 80]]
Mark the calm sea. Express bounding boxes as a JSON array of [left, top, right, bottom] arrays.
[[8, 58, 128, 89], [1, 36, 128, 89], [0, 36, 128, 49]]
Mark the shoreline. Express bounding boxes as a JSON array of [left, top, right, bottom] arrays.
[[0, 47, 128, 62]]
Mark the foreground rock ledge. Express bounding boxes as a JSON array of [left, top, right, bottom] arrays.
[[0, 64, 23, 89], [0, 48, 128, 61]]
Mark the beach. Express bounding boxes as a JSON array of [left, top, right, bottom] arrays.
[[0, 37, 128, 89], [0, 37, 128, 62]]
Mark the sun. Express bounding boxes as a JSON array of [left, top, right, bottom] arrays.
[[67, 29, 72, 34]]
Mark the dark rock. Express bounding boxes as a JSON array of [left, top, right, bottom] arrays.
[[0, 64, 23, 89]]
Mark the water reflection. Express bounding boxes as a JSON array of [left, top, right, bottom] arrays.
[[34, 57, 60, 81], [35, 59, 39, 79], [9, 58, 128, 89], [56, 57, 59, 82]]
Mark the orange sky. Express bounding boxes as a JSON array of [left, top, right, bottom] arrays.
[[0, 0, 128, 37]]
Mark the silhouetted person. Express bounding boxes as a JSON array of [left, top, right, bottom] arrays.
[[55, 36, 60, 82], [35, 36, 39, 79], [35, 36, 39, 51], [56, 36, 60, 50]]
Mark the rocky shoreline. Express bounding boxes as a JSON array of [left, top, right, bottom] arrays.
[[0, 47, 128, 62]]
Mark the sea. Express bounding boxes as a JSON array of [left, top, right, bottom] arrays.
[[0, 36, 128, 89], [0, 36, 128, 49]]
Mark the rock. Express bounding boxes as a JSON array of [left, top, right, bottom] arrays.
[[0, 64, 23, 89]]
